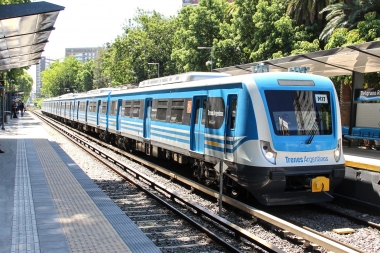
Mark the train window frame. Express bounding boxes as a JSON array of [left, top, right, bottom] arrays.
[[132, 100, 140, 118], [228, 97, 237, 130], [156, 100, 168, 121], [170, 99, 185, 124], [122, 100, 132, 117], [101, 101, 107, 114], [110, 100, 117, 116]]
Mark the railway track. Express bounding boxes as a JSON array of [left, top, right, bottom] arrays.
[[34, 111, 376, 253]]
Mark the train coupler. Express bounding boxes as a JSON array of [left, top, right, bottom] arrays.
[[310, 176, 330, 192]]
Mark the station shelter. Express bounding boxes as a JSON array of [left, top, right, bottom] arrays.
[[214, 40, 380, 143], [0, 1, 64, 130]]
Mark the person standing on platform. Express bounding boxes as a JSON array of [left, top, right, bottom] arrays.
[[19, 102, 25, 117], [12, 102, 17, 118]]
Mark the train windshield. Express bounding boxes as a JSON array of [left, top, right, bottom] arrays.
[[265, 90, 332, 136]]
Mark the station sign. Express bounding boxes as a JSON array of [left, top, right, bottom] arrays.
[[356, 88, 380, 101]]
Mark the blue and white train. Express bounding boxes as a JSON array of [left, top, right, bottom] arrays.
[[41, 71, 345, 205]]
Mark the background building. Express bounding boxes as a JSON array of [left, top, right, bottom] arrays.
[[36, 56, 55, 97], [65, 47, 99, 63]]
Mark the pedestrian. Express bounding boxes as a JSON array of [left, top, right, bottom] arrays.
[[19, 102, 25, 117], [12, 102, 17, 118]]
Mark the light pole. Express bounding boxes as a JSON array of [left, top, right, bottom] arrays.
[[197, 46, 213, 72], [148, 62, 159, 77]]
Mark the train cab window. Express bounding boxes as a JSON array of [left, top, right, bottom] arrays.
[[265, 90, 332, 136], [132, 100, 140, 118], [206, 97, 225, 129], [122, 101, 132, 117], [170, 99, 184, 123], [110, 101, 117, 116], [156, 100, 168, 121], [101, 101, 107, 114]]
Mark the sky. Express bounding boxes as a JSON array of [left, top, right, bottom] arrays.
[[27, 0, 183, 89]]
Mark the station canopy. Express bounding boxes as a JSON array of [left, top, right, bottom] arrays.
[[214, 40, 380, 77], [0, 1, 64, 71]]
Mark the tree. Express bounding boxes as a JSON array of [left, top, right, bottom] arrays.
[[41, 56, 82, 97], [286, 0, 330, 27], [77, 60, 94, 92], [101, 9, 177, 84], [320, 0, 380, 40], [93, 47, 112, 89], [0, 0, 30, 4], [15, 71, 33, 102], [172, 0, 229, 72]]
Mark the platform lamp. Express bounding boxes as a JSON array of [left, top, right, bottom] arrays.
[[148, 63, 159, 78], [197, 46, 213, 72]]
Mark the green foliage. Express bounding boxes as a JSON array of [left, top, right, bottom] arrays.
[[286, 0, 329, 27], [172, 0, 229, 72], [102, 9, 177, 84], [320, 0, 380, 41], [0, 0, 30, 4], [78, 60, 94, 92], [41, 56, 83, 97], [357, 12, 380, 41]]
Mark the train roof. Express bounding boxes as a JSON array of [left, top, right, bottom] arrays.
[[138, 72, 231, 88], [43, 71, 333, 102]]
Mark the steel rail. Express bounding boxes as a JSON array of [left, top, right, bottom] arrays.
[[35, 111, 361, 253], [34, 112, 282, 253]]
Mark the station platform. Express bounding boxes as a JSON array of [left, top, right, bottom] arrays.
[[343, 146, 380, 172], [0, 112, 160, 253]]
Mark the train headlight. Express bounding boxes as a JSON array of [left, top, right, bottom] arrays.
[[260, 140, 277, 165], [334, 138, 341, 162]]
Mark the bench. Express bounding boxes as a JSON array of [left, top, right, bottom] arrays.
[[342, 126, 380, 145]]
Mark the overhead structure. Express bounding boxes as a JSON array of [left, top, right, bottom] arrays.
[[0, 1, 65, 71], [214, 40, 380, 77], [0, 1, 64, 130]]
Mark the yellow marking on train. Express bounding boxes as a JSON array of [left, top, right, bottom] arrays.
[[311, 176, 330, 192], [206, 141, 219, 147], [345, 161, 380, 173]]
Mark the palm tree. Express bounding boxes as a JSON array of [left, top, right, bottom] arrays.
[[319, 0, 380, 40], [286, 0, 330, 26]]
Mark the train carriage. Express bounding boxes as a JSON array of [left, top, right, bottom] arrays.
[[42, 71, 345, 205]]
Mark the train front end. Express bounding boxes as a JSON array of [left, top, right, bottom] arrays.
[[230, 72, 345, 205]]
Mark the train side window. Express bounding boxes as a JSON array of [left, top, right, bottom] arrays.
[[157, 100, 168, 121], [170, 99, 184, 123], [123, 101, 132, 117], [132, 100, 140, 118], [110, 101, 117, 116], [230, 98, 237, 129], [101, 101, 107, 114]]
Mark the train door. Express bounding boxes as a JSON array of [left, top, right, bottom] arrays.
[[143, 98, 152, 139], [191, 96, 207, 153], [69, 102, 72, 119], [96, 100, 101, 125], [116, 99, 122, 131], [85, 101, 89, 122], [76, 101, 80, 120], [225, 95, 238, 160]]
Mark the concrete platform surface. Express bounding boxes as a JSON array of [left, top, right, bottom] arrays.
[[0, 112, 160, 253]]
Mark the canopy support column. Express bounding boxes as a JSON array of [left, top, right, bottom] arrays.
[[349, 71, 364, 134]]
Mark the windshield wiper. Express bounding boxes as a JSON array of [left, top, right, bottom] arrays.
[[306, 119, 320, 144]]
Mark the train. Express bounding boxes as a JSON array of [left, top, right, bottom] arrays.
[[41, 71, 346, 205]]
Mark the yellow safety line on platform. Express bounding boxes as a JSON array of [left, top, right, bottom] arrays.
[[345, 161, 380, 173]]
